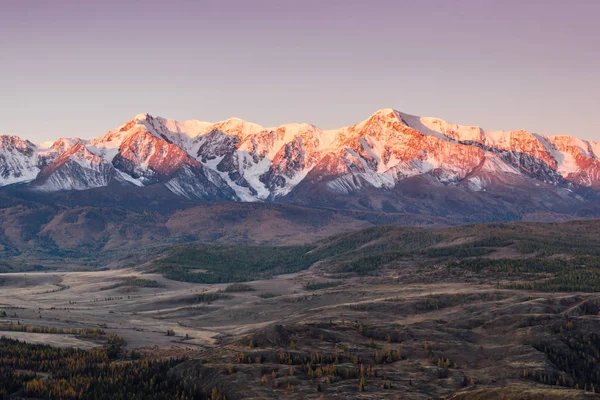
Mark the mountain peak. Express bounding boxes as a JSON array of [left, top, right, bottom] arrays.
[[52, 137, 83, 147], [43, 137, 85, 156], [133, 112, 151, 122], [370, 108, 401, 120], [0, 135, 36, 151], [212, 117, 265, 136]]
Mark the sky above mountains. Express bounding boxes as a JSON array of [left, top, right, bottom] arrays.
[[1, 0, 599, 143]]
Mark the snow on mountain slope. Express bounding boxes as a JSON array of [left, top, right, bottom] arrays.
[[164, 163, 237, 200], [88, 114, 211, 184], [33, 143, 117, 191], [315, 109, 494, 194], [192, 122, 331, 200], [112, 127, 199, 183], [39, 138, 85, 158], [399, 112, 485, 143], [89, 113, 200, 162], [1, 108, 600, 206], [0, 136, 39, 186], [55, 114, 243, 197], [399, 113, 563, 183], [255, 124, 325, 197], [546, 135, 600, 187]]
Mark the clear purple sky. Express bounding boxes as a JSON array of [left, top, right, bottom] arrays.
[[1, 0, 599, 142]]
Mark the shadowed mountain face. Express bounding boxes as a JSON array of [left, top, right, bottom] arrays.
[[0, 192, 374, 261], [2, 182, 600, 263], [0, 109, 600, 220]]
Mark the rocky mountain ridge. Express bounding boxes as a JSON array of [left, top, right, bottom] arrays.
[[1, 109, 599, 216]]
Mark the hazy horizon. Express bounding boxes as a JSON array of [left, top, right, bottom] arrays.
[[2, 0, 599, 142]]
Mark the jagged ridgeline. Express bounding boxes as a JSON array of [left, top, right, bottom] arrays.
[[1, 109, 600, 220]]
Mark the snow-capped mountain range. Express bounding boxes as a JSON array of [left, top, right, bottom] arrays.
[[1, 109, 600, 211]]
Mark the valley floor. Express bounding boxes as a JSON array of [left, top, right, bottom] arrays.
[[1, 266, 600, 399]]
